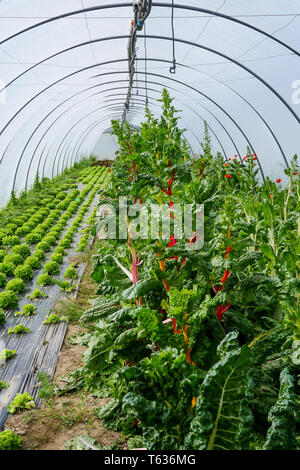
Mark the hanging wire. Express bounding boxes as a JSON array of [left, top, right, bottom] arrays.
[[169, 0, 176, 74], [144, 23, 149, 106], [122, 0, 152, 123], [136, 45, 139, 95]]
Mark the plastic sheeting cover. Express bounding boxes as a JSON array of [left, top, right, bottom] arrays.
[[0, 0, 299, 206]]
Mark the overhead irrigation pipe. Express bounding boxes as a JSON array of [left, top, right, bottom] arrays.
[[16, 72, 243, 189], [0, 3, 296, 175], [123, 0, 153, 122]]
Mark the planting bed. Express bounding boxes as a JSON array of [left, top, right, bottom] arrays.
[[0, 164, 108, 428]]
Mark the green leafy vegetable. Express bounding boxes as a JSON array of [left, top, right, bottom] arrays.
[[7, 392, 35, 414], [0, 430, 22, 450]]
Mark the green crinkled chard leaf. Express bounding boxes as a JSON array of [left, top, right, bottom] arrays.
[[185, 338, 253, 450], [114, 327, 140, 346], [80, 297, 120, 323], [235, 251, 263, 270], [82, 328, 114, 371], [263, 367, 298, 450], [107, 306, 141, 323], [122, 279, 162, 300]]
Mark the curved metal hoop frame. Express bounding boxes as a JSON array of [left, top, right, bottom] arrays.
[[0, 2, 298, 192]]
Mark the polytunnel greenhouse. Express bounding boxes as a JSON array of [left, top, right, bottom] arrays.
[[0, 0, 299, 454]]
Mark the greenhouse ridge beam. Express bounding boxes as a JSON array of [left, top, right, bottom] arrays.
[[0, 3, 298, 57]]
